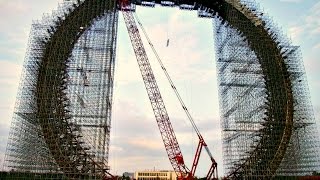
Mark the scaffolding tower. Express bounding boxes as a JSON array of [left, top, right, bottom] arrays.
[[3, 0, 118, 179], [215, 0, 320, 178]]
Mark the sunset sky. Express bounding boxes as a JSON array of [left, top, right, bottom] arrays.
[[0, 0, 319, 177]]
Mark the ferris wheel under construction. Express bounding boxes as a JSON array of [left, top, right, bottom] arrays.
[[3, 0, 320, 179]]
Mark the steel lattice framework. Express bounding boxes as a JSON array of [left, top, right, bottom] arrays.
[[2, 0, 320, 179]]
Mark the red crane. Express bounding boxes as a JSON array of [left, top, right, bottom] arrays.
[[119, 1, 218, 179]]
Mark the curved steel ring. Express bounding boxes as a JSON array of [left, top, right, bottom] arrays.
[[35, 0, 293, 178]]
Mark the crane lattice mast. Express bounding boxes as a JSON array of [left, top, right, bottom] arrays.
[[119, 1, 218, 179], [120, 2, 188, 178]]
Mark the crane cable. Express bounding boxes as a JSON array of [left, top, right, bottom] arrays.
[[133, 12, 217, 177], [134, 13, 202, 137]]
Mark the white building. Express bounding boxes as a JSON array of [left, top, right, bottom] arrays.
[[134, 170, 177, 180]]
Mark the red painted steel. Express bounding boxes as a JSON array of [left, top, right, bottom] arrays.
[[120, 2, 188, 178], [119, 1, 218, 179]]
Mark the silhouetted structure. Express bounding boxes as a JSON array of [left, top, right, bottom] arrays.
[[3, 0, 320, 179], [4, 0, 118, 179], [214, 1, 320, 178]]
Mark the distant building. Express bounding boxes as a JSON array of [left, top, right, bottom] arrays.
[[134, 170, 177, 180]]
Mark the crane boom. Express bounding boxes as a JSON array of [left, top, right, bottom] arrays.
[[134, 14, 218, 179], [120, 1, 218, 179], [120, 4, 188, 178]]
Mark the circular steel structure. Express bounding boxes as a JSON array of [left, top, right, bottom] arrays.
[[35, 0, 294, 179]]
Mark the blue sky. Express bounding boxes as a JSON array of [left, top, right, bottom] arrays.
[[0, 0, 319, 177]]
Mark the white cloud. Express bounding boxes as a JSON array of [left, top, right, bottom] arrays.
[[288, 26, 304, 41], [279, 0, 302, 2], [312, 43, 320, 50], [287, 2, 320, 42], [0, 1, 30, 16], [128, 138, 164, 150], [0, 61, 21, 85], [0, 60, 22, 133], [0, 64, 19, 168]]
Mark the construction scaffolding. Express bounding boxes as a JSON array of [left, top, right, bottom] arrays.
[[2, 0, 320, 179], [214, 0, 320, 178], [3, 0, 118, 179]]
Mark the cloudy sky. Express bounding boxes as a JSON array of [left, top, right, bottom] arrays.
[[0, 0, 319, 177]]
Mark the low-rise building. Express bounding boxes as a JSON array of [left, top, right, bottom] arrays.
[[134, 170, 177, 180]]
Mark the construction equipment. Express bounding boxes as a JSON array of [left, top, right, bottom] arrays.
[[119, 0, 218, 179]]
